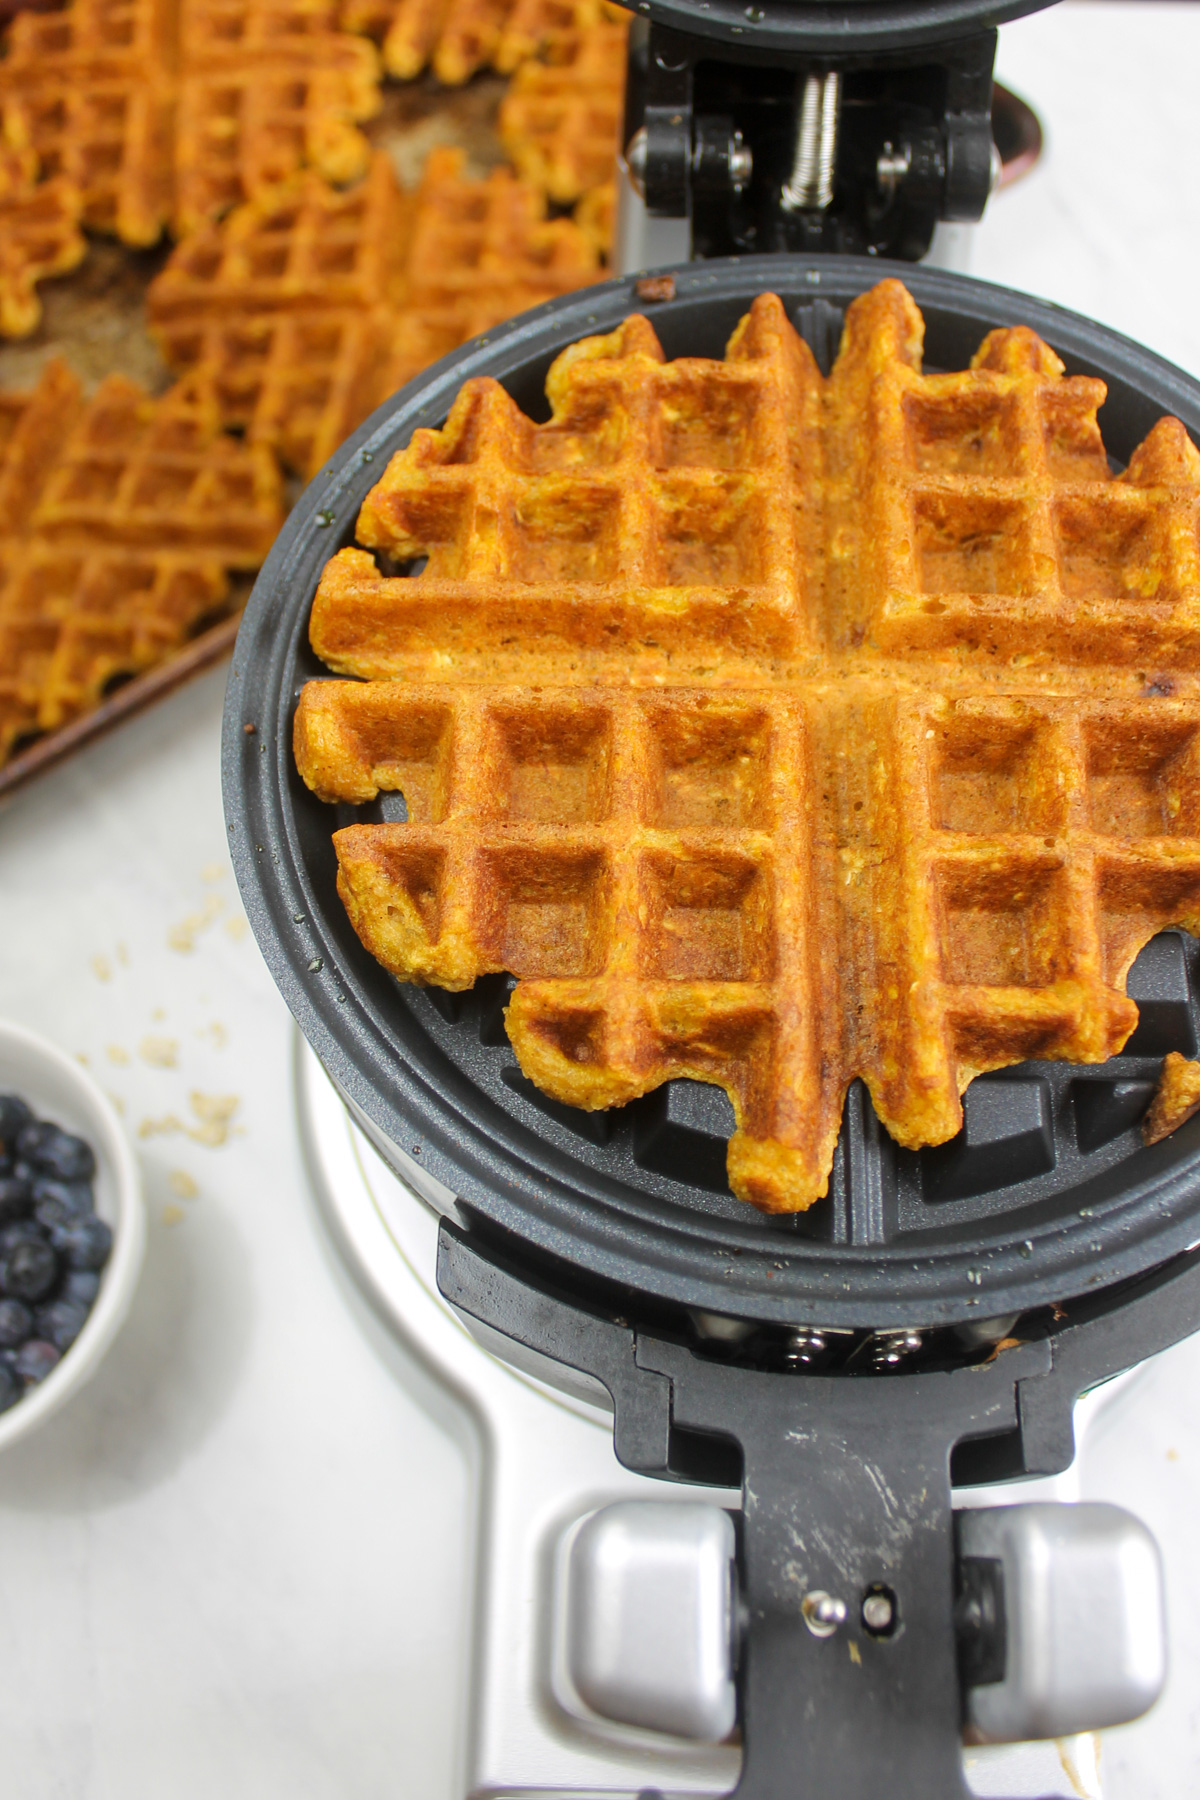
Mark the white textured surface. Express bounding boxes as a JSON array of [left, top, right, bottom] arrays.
[[0, 671, 469, 1800], [0, 10, 1198, 1791]]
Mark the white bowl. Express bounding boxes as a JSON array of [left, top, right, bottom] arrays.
[[0, 1020, 145, 1448]]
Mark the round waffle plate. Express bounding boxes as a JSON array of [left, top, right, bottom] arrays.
[[224, 255, 1200, 1328]]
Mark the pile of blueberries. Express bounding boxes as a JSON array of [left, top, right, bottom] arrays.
[[0, 1094, 112, 1411]]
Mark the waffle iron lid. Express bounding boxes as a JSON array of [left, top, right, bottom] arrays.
[[224, 254, 1200, 1331], [624, 0, 1057, 55]]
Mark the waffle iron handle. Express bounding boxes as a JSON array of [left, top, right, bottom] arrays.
[[650, 1349, 980, 1800]]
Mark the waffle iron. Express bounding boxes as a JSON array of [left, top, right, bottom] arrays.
[[225, 254, 1200, 1797]]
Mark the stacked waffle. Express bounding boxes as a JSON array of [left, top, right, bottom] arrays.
[[294, 280, 1200, 1212]]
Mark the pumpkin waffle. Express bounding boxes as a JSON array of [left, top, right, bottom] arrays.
[[497, 1, 626, 203], [493, 0, 625, 72], [173, 33, 381, 234], [0, 72, 174, 246], [148, 154, 409, 474], [148, 148, 596, 472], [0, 357, 282, 766], [383, 145, 600, 392], [0, 170, 86, 338], [294, 280, 1200, 1214], [339, 0, 514, 82]]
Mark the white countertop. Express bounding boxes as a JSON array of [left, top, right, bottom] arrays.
[[1, 8, 1199, 1793]]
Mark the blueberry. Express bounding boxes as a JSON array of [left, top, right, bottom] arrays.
[[0, 1238, 58, 1302], [16, 1123, 94, 1181], [0, 1175, 31, 1221], [11, 1161, 35, 1185], [49, 1215, 111, 1272], [0, 1221, 44, 1255], [0, 1299, 32, 1348], [31, 1177, 92, 1217], [62, 1269, 100, 1306], [0, 1095, 33, 1148], [15, 1339, 59, 1383], [33, 1197, 73, 1234], [34, 1299, 88, 1352], [0, 1360, 20, 1412]]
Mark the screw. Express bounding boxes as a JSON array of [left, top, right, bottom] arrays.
[[625, 125, 648, 197], [876, 139, 912, 199], [871, 1328, 922, 1370], [782, 1325, 827, 1368], [802, 1591, 846, 1638], [728, 131, 753, 191], [861, 1586, 897, 1636]]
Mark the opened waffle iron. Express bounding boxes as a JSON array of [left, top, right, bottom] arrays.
[[224, 255, 1200, 1798]]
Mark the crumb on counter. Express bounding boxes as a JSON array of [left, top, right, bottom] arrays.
[[168, 892, 224, 953], [139, 1035, 179, 1069], [201, 863, 226, 883], [169, 1170, 199, 1199], [161, 1204, 186, 1227], [106, 1045, 130, 1066], [90, 954, 112, 983]]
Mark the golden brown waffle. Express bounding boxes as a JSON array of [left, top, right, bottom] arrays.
[[573, 177, 612, 261], [1144, 1052, 1200, 1144], [0, 0, 173, 78], [149, 148, 596, 470], [383, 146, 600, 392], [498, 2, 626, 202], [0, 74, 174, 246], [0, 172, 87, 338], [149, 153, 408, 319], [0, 0, 386, 245], [180, 0, 341, 59], [148, 154, 410, 473], [0, 357, 283, 765], [294, 280, 1200, 1213], [339, 0, 514, 82], [173, 34, 381, 234], [493, 0, 624, 71]]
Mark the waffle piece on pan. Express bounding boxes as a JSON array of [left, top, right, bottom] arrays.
[[0, 538, 230, 757], [148, 155, 409, 473], [0, 173, 86, 338], [498, 3, 627, 202], [31, 370, 283, 564], [573, 179, 613, 261], [0, 77, 174, 244], [173, 35, 381, 233], [180, 0, 342, 60], [0, 360, 84, 535], [0, 0, 173, 79], [296, 280, 1200, 1213], [338, 0, 515, 81], [493, 0, 625, 71], [382, 146, 600, 393], [0, 357, 284, 768], [149, 154, 409, 322]]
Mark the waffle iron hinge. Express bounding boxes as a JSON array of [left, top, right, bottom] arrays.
[[620, 16, 1000, 266], [437, 1220, 1198, 1798]]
